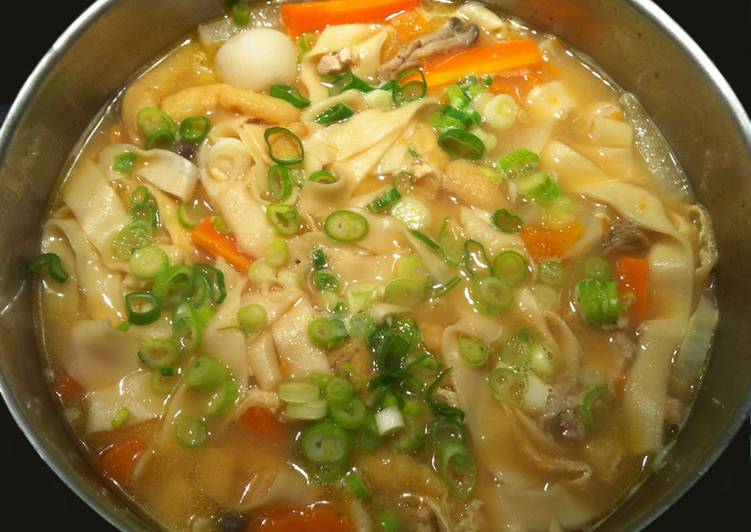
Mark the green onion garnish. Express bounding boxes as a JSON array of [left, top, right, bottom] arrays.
[[443, 105, 481, 128], [581, 386, 609, 429], [298, 32, 317, 60], [279, 381, 320, 404], [207, 378, 240, 415], [463, 240, 492, 279], [472, 277, 513, 315], [345, 468, 369, 500], [458, 334, 489, 367], [538, 260, 565, 286], [315, 103, 355, 125], [110, 407, 131, 429], [152, 265, 193, 306], [442, 84, 470, 109], [437, 128, 485, 160], [285, 399, 328, 421], [137, 107, 177, 150], [384, 278, 426, 307], [313, 269, 340, 293], [111, 220, 154, 261], [492, 250, 529, 286], [378, 511, 401, 532], [172, 301, 204, 351], [431, 276, 462, 298], [174, 415, 208, 448], [324, 210, 369, 242], [130, 186, 160, 228], [128, 245, 169, 280], [309, 169, 338, 183], [265, 238, 289, 267], [113, 151, 138, 174], [237, 304, 268, 334], [177, 202, 205, 229], [137, 338, 179, 369], [186, 356, 231, 389], [409, 229, 443, 256], [392, 68, 427, 106], [231, 2, 251, 26], [429, 417, 467, 446], [270, 84, 311, 108], [438, 441, 477, 499], [267, 164, 293, 201], [517, 171, 560, 203], [576, 278, 621, 326], [29, 252, 68, 283], [487, 366, 527, 404], [179, 116, 211, 144], [367, 187, 402, 213], [267, 204, 301, 236], [125, 292, 161, 325], [438, 217, 464, 266], [330, 72, 374, 95], [330, 396, 367, 429], [308, 317, 349, 349], [264, 127, 304, 166], [492, 209, 524, 233], [300, 420, 351, 464], [584, 256, 613, 280], [499, 148, 540, 180]]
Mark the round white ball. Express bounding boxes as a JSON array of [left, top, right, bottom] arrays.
[[215, 29, 297, 91]]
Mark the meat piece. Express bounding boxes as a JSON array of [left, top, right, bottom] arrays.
[[316, 48, 354, 76], [379, 17, 479, 81], [542, 379, 586, 442], [442, 159, 506, 210], [602, 218, 649, 255]]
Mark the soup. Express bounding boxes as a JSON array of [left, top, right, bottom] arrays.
[[32, 1, 718, 530]]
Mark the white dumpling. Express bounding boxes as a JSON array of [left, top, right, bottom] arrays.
[[215, 29, 296, 91]]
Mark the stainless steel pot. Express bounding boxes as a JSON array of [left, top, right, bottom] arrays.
[[1, 1, 749, 530]]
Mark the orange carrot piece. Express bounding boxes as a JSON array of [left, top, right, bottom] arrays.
[[239, 406, 286, 444], [389, 7, 432, 41], [521, 224, 585, 261], [282, 0, 421, 36], [99, 439, 146, 488], [192, 218, 252, 273], [249, 506, 354, 532], [424, 39, 543, 87], [55, 374, 86, 403], [616, 257, 650, 323]]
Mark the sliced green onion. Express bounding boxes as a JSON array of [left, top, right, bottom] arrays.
[[267, 204, 301, 235], [375, 406, 405, 435], [298, 32, 317, 60], [129, 246, 169, 280], [431, 276, 461, 298], [309, 317, 349, 349], [264, 127, 304, 166], [207, 378, 239, 415], [581, 386, 608, 429], [393, 68, 427, 106], [177, 203, 204, 229], [487, 367, 527, 404], [324, 210, 368, 242], [463, 240, 492, 279], [237, 304, 267, 334], [267, 165, 293, 201], [444, 105, 481, 127], [150, 368, 176, 394], [316, 103, 354, 125], [152, 265, 193, 306], [499, 148, 540, 180], [279, 381, 320, 404], [426, 368, 465, 421], [330, 396, 367, 429], [325, 376, 354, 404], [309, 169, 338, 183], [438, 441, 477, 499], [429, 417, 466, 446], [429, 109, 467, 132], [492, 250, 529, 286], [138, 338, 179, 369], [458, 334, 489, 367], [392, 196, 430, 230], [313, 269, 340, 293], [269, 84, 311, 108], [112, 220, 154, 261], [174, 415, 208, 448], [518, 171, 560, 203], [472, 277, 513, 315], [437, 128, 485, 160], [232, 2, 251, 26], [194, 264, 227, 304], [300, 421, 351, 464], [348, 313, 376, 340], [172, 301, 204, 351], [528, 341, 555, 376], [539, 260, 565, 286], [29, 253, 68, 283], [248, 260, 276, 286], [286, 399, 328, 420], [492, 209, 524, 233], [396, 254, 429, 286], [331, 72, 374, 95], [129, 186, 159, 228], [345, 468, 369, 500], [378, 511, 400, 532], [125, 292, 161, 325], [110, 407, 130, 429], [576, 278, 621, 326], [265, 238, 289, 267], [187, 356, 230, 389], [584, 257, 613, 280], [501, 331, 533, 367], [137, 107, 177, 149], [384, 278, 425, 307], [368, 187, 402, 213], [409, 229, 443, 256], [439, 217, 464, 266], [113, 151, 138, 174], [311, 248, 328, 270], [391, 412, 424, 453], [442, 84, 470, 108], [179, 116, 211, 144]]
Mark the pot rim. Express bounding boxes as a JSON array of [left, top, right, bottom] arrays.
[[1, 1, 749, 530]]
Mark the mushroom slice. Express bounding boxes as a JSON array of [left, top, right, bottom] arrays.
[[379, 17, 479, 81], [602, 218, 649, 255]]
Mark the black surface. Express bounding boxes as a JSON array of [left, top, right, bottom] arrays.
[[1, 1, 749, 530]]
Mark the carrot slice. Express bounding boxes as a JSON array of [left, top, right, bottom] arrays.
[[192, 218, 252, 272], [521, 224, 585, 261], [249, 506, 354, 532], [239, 406, 286, 444], [282, 0, 421, 36], [99, 439, 146, 488], [424, 39, 543, 87], [615, 257, 650, 323], [389, 7, 432, 41], [55, 374, 85, 403]]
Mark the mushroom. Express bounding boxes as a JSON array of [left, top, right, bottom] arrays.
[[379, 17, 480, 81], [602, 218, 649, 255]]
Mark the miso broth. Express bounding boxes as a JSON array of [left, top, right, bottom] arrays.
[[33, 1, 718, 531]]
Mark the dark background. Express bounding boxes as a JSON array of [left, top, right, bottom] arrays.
[[1, 1, 749, 530]]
